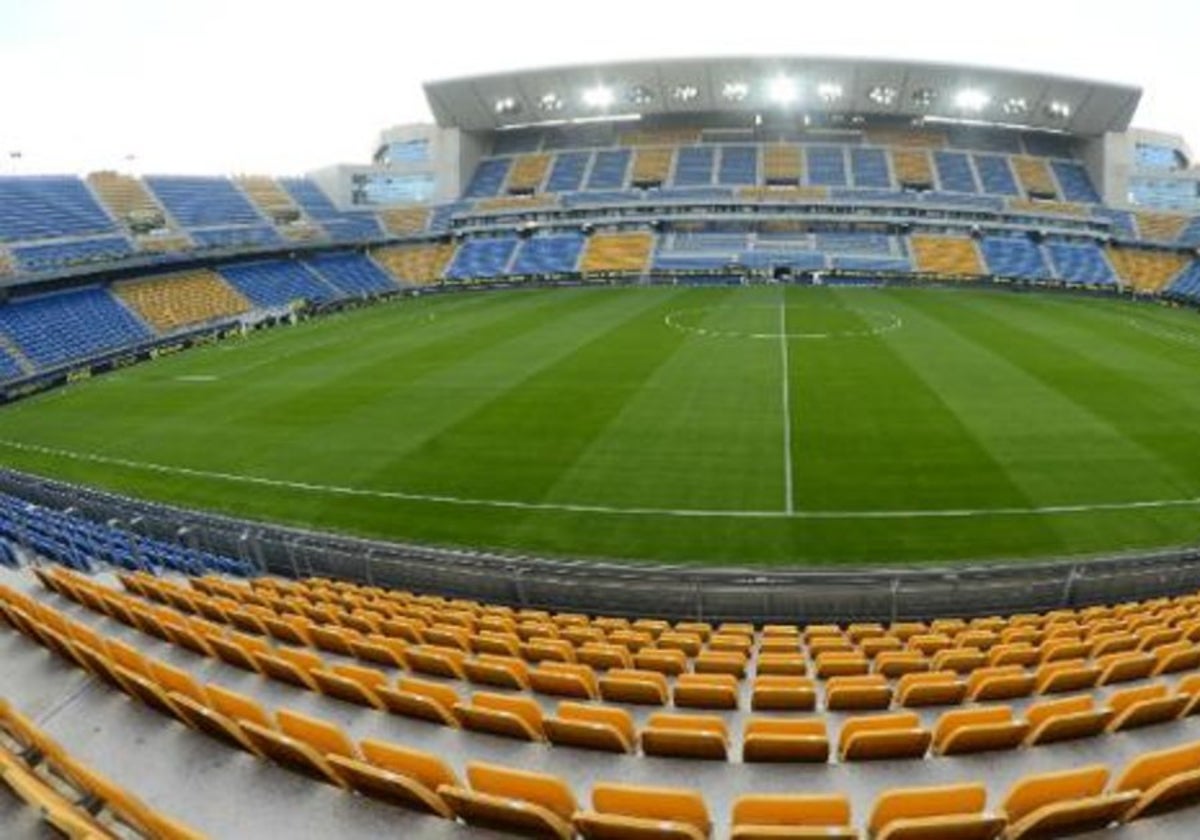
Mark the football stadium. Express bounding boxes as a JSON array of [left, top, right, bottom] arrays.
[[8, 15, 1200, 838]]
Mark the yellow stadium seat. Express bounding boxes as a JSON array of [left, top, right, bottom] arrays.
[[439, 762, 578, 840], [896, 671, 967, 707], [694, 650, 747, 678], [966, 665, 1036, 702], [742, 717, 829, 763], [1001, 765, 1136, 840], [731, 794, 857, 840], [839, 712, 931, 762], [932, 706, 1028, 756], [825, 675, 892, 711], [253, 649, 320, 691], [869, 783, 1003, 840], [376, 677, 460, 727], [168, 691, 260, 755], [1034, 659, 1099, 694], [454, 691, 545, 742], [674, 673, 739, 709], [342, 738, 460, 817], [1024, 695, 1111, 745], [1106, 683, 1187, 732], [756, 652, 807, 674], [599, 668, 670, 705], [874, 651, 929, 678], [641, 712, 729, 761], [576, 782, 711, 840], [529, 662, 599, 700], [240, 719, 349, 788], [750, 675, 817, 711], [1114, 739, 1200, 819], [544, 702, 636, 754]]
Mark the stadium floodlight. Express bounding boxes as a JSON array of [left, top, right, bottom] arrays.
[[582, 85, 615, 109], [817, 82, 843, 103], [868, 85, 898, 106], [767, 75, 799, 105], [493, 97, 521, 116], [628, 85, 655, 106], [911, 87, 937, 108], [1002, 97, 1029, 116], [671, 84, 699, 102], [953, 88, 990, 112], [538, 92, 564, 112], [1045, 100, 1072, 120], [722, 81, 750, 102]]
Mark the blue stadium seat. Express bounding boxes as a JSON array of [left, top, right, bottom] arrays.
[[0, 350, 24, 382], [219, 260, 339, 307], [144, 176, 263, 227], [1167, 261, 1200, 300], [980, 235, 1052, 279], [973, 156, 1020, 196], [1178, 217, 1200, 248], [545, 152, 591, 193], [814, 233, 893, 255], [190, 226, 282, 250], [464, 159, 513, 198], [1045, 241, 1117, 286], [674, 147, 716, 187], [0, 176, 117, 243], [510, 234, 585, 274], [933, 152, 979, 193], [1092, 207, 1138, 240], [585, 150, 632, 190], [0, 287, 151, 369], [807, 147, 848, 187], [428, 201, 473, 234], [718, 147, 758, 186], [444, 237, 519, 279], [12, 236, 133, 273], [1050, 162, 1100, 204], [278, 179, 382, 241], [849, 149, 891, 189], [304, 253, 396, 296]]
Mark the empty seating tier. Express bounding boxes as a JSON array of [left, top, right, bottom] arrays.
[[631, 148, 674, 186], [1106, 248, 1191, 293], [1135, 212, 1191, 243], [762, 145, 802, 185], [144, 176, 263, 228], [304, 253, 397, 297], [373, 244, 457, 285], [579, 232, 654, 273], [87, 171, 168, 224], [891, 150, 935, 188], [911, 236, 984, 276], [0, 176, 117, 243], [219, 260, 339, 307], [0, 287, 151, 369], [116, 270, 251, 333], [377, 207, 430, 236], [1011, 156, 1059, 198], [506, 154, 553, 193]]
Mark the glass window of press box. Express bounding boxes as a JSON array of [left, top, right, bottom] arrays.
[[1135, 143, 1188, 171], [352, 173, 436, 205], [376, 140, 430, 166], [1128, 177, 1200, 212]]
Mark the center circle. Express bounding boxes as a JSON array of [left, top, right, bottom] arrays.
[[664, 302, 903, 340]]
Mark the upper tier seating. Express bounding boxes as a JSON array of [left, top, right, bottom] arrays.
[[278, 179, 381, 242], [1177, 216, 1200, 247], [0, 287, 150, 369], [116, 270, 251, 333], [1011, 156, 1059, 198], [304, 253, 397, 297], [464, 159, 512, 199], [0, 176, 117, 243], [378, 207, 429, 236], [580, 232, 654, 273], [891, 150, 935, 188], [762, 145, 802, 186], [1167, 261, 1200, 300], [235, 175, 300, 218], [86, 171, 167, 223], [806, 147, 848, 187], [510, 234, 586, 275], [973, 155, 1021, 196], [1135, 212, 1191, 243], [444, 238, 519, 280], [373, 244, 458, 285], [506, 154, 553, 193], [980, 236, 1053, 280], [849, 148, 891, 189], [12, 236, 133, 273], [219, 260, 339, 307], [631, 149, 674, 187], [144, 176, 263, 228], [1106, 248, 1191, 293], [1046, 242, 1118, 286], [1051, 162, 1101, 204], [585, 150, 632, 190], [718, 147, 758, 186], [189, 225, 282, 250], [545, 152, 591, 193], [1094, 208, 1139, 240], [911, 235, 984, 276], [933, 151, 979, 193]]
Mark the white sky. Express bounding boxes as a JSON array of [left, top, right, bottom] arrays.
[[1, 0, 1196, 176]]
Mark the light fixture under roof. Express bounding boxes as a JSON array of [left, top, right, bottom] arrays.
[[671, 84, 699, 103], [767, 75, 798, 105], [817, 82, 844, 103], [538, 92, 564, 112], [868, 85, 898, 106], [722, 81, 750, 102], [493, 96, 521, 116], [953, 88, 990, 112], [911, 87, 937, 108], [628, 85, 655, 106], [1002, 96, 1029, 116], [582, 85, 615, 109], [1045, 100, 1072, 120]]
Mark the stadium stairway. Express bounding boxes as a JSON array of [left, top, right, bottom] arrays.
[[8, 563, 1200, 838]]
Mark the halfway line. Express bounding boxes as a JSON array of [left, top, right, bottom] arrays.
[[778, 289, 795, 514]]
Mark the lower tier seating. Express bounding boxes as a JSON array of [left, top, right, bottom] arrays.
[[373, 244, 457, 285], [911, 235, 984, 276], [115, 270, 251, 333], [579, 232, 654, 273], [0, 286, 151, 369]]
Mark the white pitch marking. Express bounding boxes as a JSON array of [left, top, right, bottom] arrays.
[[778, 292, 795, 515], [6, 437, 1200, 521], [174, 375, 218, 382], [664, 305, 902, 341]]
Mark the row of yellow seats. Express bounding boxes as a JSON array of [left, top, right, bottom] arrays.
[[6, 579, 1200, 840], [29, 570, 1200, 772], [0, 697, 200, 839]]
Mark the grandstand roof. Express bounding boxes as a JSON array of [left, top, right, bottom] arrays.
[[424, 56, 1142, 136]]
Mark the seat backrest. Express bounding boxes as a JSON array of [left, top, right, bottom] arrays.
[[1114, 740, 1200, 794], [869, 783, 986, 836], [473, 692, 543, 731], [359, 738, 459, 791], [898, 670, 959, 691], [1025, 694, 1093, 728], [466, 762, 577, 820], [397, 677, 459, 710], [592, 782, 710, 833], [841, 711, 921, 741], [557, 702, 635, 744], [204, 684, 272, 729], [1002, 765, 1109, 822], [331, 662, 388, 690], [646, 712, 728, 738], [827, 674, 887, 689], [1108, 683, 1168, 714], [745, 717, 825, 738], [677, 673, 738, 689], [277, 646, 323, 671], [277, 708, 356, 760], [733, 794, 849, 828]]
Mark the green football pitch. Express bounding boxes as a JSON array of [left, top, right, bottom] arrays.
[[3, 283, 1200, 567]]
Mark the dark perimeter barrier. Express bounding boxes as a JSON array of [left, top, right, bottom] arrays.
[[1, 468, 1199, 624]]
